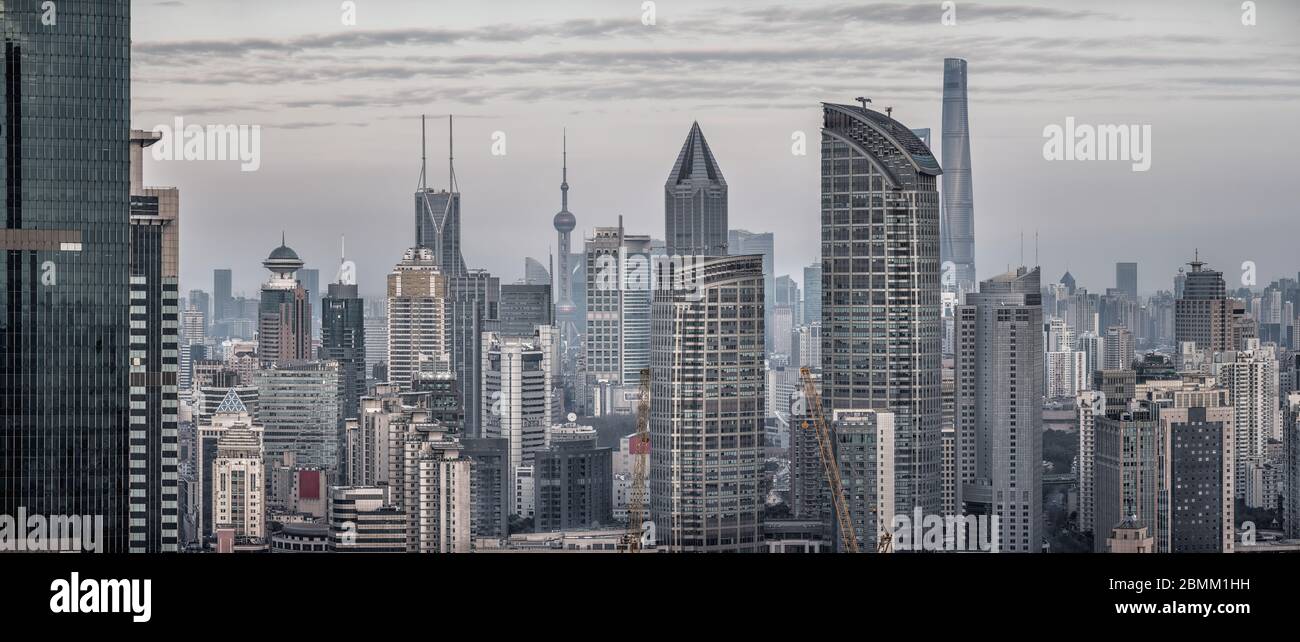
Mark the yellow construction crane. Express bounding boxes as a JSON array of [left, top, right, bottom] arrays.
[[798, 367, 860, 553], [624, 368, 652, 552]]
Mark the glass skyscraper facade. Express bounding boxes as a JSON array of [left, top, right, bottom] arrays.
[[0, 2, 133, 552], [820, 102, 943, 517]]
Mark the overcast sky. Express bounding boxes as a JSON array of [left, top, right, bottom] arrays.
[[131, 0, 1300, 300]]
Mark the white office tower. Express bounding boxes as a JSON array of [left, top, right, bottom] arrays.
[[795, 323, 822, 372], [954, 267, 1043, 552], [1076, 390, 1104, 536], [1045, 317, 1073, 352], [482, 326, 558, 515], [1213, 339, 1280, 505], [387, 247, 449, 390], [1077, 331, 1104, 378], [584, 219, 653, 389], [1046, 350, 1088, 399], [1103, 325, 1134, 371], [212, 422, 265, 541]]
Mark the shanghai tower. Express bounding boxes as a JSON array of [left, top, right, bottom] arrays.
[[941, 58, 976, 295]]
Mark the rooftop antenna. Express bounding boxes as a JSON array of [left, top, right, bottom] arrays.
[[885, 106, 893, 119], [420, 114, 427, 190], [855, 96, 872, 110], [1034, 230, 1039, 268], [561, 128, 569, 211], [448, 114, 457, 192], [1020, 229, 1024, 267], [340, 235, 346, 264]]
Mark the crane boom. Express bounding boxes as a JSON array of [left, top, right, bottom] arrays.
[[799, 367, 859, 553], [624, 368, 652, 552]]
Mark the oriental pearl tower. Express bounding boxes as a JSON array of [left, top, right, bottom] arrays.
[[554, 131, 578, 337]]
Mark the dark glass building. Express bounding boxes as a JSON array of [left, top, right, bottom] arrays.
[[534, 423, 612, 533], [0, 2, 132, 552], [499, 283, 552, 337], [321, 280, 366, 422], [461, 437, 510, 540], [447, 271, 498, 438], [213, 268, 232, 322]]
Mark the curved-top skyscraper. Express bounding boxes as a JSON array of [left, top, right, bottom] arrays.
[[820, 101, 943, 526], [941, 58, 977, 295]]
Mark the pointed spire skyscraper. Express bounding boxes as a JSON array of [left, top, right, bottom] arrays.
[[664, 122, 728, 257]]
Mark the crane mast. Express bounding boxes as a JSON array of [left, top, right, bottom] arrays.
[[624, 368, 652, 552], [798, 367, 860, 553]]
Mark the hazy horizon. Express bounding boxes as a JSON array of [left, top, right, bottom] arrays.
[[129, 0, 1300, 300]]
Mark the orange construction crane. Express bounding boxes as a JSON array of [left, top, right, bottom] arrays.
[[798, 367, 860, 553], [624, 368, 652, 552]]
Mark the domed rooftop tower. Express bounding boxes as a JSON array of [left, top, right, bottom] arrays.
[[264, 232, 304, 281]]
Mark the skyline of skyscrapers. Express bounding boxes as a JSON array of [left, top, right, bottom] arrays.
[[4, 0, 1295, 567]]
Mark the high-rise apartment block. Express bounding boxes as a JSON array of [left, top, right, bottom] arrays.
[[953, 267, 1043, 552], [386, 247, 449, 390]]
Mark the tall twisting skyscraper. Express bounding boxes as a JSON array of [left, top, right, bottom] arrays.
[[941, 58, 976, 295], [665, 122, 728, 257], [820, 102, 943, 516], [0, 2, 132, 552]]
